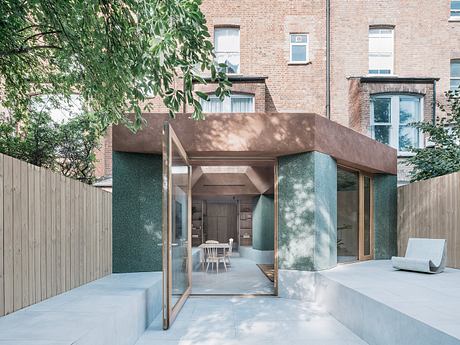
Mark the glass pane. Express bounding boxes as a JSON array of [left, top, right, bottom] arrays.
[[452, 0, 460, 15], [231, 96, 254, 112], [399, 98, 419, 124], [290, 34, 308, 43], [451, 79, 460, 91], [171, 141, 190, 307], [214, 28, 240, 52], [399, 125, 419, 151], [363, 176, 371, 256], [374, 126, 391, 145], [201, 97, 224, 113], [451, 61, 460, 78], [215, 52, 240, 74], [337, 168, 359, 263], [373, 98, 391, 123], [291, 45, 307, 62]]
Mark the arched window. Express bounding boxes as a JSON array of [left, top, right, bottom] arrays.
[[370, 94, 423, 153], [200, 93, 254, 113]]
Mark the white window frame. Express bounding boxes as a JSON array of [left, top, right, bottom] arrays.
[[451, 0, 460, 19], [289, 34, 309, 64], [200, 94, 255, 113], [214, 27, 240, 75], [370, 94, 424, 155], [451, 60, 460, 91], [368, 27, 394, 76]]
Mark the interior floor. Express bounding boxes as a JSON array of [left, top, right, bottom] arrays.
[[192, 256, 274, 295]]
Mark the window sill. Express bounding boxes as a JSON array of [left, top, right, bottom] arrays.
[[366, 73, 398, 78], [448, 17, 460, 22], [397, 152, 416, 158], [288, 61, 311, 66]]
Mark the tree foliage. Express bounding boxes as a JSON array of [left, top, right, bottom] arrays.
[[408, 89, 460, 182], [0, 0, 230, 129], [0, 108, 103, 184]]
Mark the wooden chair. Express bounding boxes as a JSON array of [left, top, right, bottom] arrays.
[[205, 240, 219, 244], [225, 238, 234, 266], [204, 246, 227, 273]]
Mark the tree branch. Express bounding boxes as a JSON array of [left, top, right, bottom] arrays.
[[0, 45, 62, 57]]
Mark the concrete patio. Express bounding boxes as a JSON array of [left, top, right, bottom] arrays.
[[191, 257, 274, 295], [1, 261, 460, 345], [135, 296, 368, 345], [317, 260, 460, 345]]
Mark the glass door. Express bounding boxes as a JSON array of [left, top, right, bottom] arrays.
[[162, 122, 192, 330]]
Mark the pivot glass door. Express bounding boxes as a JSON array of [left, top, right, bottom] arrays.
[[162, 122, 192, 330]]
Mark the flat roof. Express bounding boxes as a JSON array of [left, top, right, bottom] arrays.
[[113, 112, 397, 175]]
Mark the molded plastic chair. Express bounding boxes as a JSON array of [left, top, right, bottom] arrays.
[[391, 238, 447, 274]]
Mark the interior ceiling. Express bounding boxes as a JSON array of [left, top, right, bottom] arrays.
[[191, 165, 274, 196]]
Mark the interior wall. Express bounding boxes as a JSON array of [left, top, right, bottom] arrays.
[[112, 152, 162, 272], [205, 202, 238, 243], [252, 195, 274, 251]]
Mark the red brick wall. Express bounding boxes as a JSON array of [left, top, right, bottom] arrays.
[[99, 0, 460, 182]]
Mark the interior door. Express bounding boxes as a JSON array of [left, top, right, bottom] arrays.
[[162, 122, 192, 330]]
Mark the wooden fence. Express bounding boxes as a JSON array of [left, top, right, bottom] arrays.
[[0, 153, 112, 316], [397, 171, 460, 268]]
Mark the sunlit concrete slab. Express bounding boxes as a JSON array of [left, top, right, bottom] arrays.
[[317, 260, 460, 345], [0, 272, 162, 345], [135, 296, 368, 345], [191, 257, 274, 295]]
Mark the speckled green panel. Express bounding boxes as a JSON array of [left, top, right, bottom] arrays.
[[278, 152, 337, 271], [252, 195, 274, 251], [373, 174, 397, 259], [112, 152, 163, 273]]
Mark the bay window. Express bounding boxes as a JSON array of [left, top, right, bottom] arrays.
[[370, 95, 423, 153]]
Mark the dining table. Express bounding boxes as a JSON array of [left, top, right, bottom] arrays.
[[198, 243, 231, 271]]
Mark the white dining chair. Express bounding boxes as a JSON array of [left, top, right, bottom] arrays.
[[204, 246, 227, 273], [205, 240, 219, 244], [225, 238, 234, 266]]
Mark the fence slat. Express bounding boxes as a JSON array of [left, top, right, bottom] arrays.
[[398, 171, 460, 268], [0, 153, 112, 316], [3, 155, 14, 314], [0, 154, 4, 315]]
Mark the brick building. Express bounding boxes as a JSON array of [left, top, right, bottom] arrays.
[[96, 0, 460, 186]]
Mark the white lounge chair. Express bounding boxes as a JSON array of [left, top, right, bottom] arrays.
[[391, 238, 447, 274]]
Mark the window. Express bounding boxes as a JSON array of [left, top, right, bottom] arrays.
[[214, 28, 240, 74], [200, 94, 254, 113], [451, 60, 460, 91], [451, 0, 460, 18], [289, 34, 309, 63], [368, 27, 394, 75], [370, 94, 423, 153]]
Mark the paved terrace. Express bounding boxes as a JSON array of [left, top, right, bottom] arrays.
[[0, 260, 459, 345], [317, 260, 460, 345]]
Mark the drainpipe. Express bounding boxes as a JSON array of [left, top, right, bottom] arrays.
[[432, 79, 436, 125], [326, 0, 331, 119]]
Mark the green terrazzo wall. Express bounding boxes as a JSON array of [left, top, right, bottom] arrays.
[[252, 195, 274, 251], [112, 152, 163, 273], [373, 174, 397, 259], [278, 151, 337, 271]]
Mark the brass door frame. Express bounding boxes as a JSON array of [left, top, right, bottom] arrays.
[[162, 122, 192, 330], [337, 164, 374, 261]]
